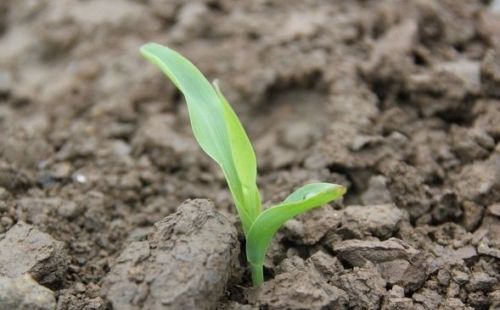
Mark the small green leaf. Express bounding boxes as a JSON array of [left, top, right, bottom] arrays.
[[246, 183, 346, 266], [140, 43, 259, 233]]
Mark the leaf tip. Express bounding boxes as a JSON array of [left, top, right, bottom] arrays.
[[139, 42, 171, 62], [140, 42, 160, 54]]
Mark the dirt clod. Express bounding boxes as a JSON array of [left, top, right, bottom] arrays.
[[334, 238, 427, 292], [101, 199, 239, 310], [0, 221, 68, 288], [339, 267, 386, 310], [253, 255, 348, 310], [284, 205, 341, 245], [337, 204, 407, 239]]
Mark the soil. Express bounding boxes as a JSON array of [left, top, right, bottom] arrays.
[[0, 0, 499, 309]]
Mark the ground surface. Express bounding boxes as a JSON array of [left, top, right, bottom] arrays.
[[0, 0, 499, 309]]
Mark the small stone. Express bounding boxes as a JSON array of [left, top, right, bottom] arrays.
[[0, 274, 56, 310]]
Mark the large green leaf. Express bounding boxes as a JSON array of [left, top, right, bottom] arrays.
[[246, 183, 346, 266], [140, 43, 259, 233]]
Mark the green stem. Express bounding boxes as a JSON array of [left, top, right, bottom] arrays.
[[250, 263, 264, 286]]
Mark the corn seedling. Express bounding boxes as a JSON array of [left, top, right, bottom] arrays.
[[140, 43, 346, 286]]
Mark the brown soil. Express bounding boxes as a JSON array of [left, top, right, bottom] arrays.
[[0, 0, 499, 309]]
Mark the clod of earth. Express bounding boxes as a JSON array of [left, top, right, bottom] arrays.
[[334, 238, 427, 292], [0, 221, 69, 288], [248, 254, 349, 309], [102, 199, 239, 310]]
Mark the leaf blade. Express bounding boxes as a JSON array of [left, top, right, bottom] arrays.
[[140, 43, 259, 233], [246, 183, 346, 265], [214, 81, 261, 219], [140, 43, 227, 163]]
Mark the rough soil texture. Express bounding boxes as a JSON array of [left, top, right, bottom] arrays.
[[0, 0, 499, 309], [102, 199, 240, 310]]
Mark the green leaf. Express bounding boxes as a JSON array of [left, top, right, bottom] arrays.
[[214, 81, 261, 220], [140, 42, 260, 233], [246, 183, 346, 266]]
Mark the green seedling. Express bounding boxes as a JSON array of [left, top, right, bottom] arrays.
[[140, 42, 346, 286]]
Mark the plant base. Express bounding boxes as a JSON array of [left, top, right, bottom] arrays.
[[250, 263, 264, 286]]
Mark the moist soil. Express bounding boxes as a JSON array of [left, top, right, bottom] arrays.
[[0, 0, 499, 309]]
